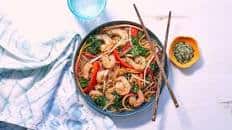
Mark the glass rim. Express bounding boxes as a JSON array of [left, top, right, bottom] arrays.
[[67, 0, 107, 20]]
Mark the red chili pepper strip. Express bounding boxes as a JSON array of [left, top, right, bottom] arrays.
[[83, 62, 100, 93], [113, 49, 133, 68], [121, 41, 132, 55], [131, 27, 138, 37], [82, 52, 96, 58]]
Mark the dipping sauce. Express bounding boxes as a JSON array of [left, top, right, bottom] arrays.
[[173, 42, 194, 64]]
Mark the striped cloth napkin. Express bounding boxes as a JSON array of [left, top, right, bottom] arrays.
[[0, 15, 116, 130]]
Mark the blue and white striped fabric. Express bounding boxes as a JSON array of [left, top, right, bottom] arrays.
[[0, 15, 116, 130]]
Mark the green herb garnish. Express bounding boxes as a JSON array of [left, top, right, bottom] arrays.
[[145, 76, 151, 82], [174, 42, 194, 64], [124, 73, 132, 80], [117, 45, 123, 52], [112, 92, 122, 109], [128, 37, 149, 57], [85, 36, 101, 55], [137, 31, 144, 39], [79, 77, 89, 88], [131, 84, 139, 93], [94, 96, 107, 108], [150, 63, 159, 74]]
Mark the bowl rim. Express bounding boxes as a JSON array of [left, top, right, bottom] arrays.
[[72, 20, 168, 117]]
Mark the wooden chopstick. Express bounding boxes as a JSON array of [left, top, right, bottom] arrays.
[[133, 4, 154, 50], [152, 11, 172, 121], [161, 11, 171, 66], [133, 4, 179, 108]]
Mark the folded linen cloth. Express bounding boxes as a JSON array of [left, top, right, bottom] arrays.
[[0, 15, 116, 130]]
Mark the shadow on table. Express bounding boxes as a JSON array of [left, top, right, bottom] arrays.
[[180, 54, 205, 75], [74, 10, 112, 35], [157, 62, 174, 130], [159, 63, 195, 130], [176, 106, 193, 130], [112, 62, 174, 129]]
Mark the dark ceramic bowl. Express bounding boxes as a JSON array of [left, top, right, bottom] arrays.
[[73, 21, 168, 117]]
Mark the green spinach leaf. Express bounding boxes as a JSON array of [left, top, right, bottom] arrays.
[[112, 92, 122, 109], [86, 36, 101, 55], [131, 84, 139, 93], [128, 37, 149, 57], [94, 96, 107, 108], [150, 63, 159, 74], [79, 77, 89, 88]]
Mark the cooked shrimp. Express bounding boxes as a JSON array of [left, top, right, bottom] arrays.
[[82, 62, 93, 79], [105, 87, 115, 102], [89, 90, 103, 99], [95, 84, 103, 90], [112, 36, 121, 43], [128, 89, 145, 107], [96, 70, 109, 83], [111, 29, 128, 40], [101, 55, 116, 69], [126, 56, 146, 70], [114, 68, 127, 78], [107, 29, 128, 46], [95, 34, 114, 52], [115, 76, 131, 96]]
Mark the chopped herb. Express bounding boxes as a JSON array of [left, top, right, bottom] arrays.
[[85, 36, 101, 55], [137, 31, 144, 39], [94, 96, 107, 108], [117, 46, 123, 52], [79, 77, 89, 88], [145, 76, 151, 82], [128, 37, 149, 57], [150, 63, 159, 74], [174, 42, 194, 64], [124, 73, 132, 80], [131, 84, 139, 93], [131, 37, 139, 45], [112, 92, 122, 109]]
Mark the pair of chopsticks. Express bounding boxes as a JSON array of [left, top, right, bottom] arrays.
[[133, 4, 179, 121]]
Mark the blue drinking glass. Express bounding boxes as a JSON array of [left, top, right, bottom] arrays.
[[67, 0, 107, 20]]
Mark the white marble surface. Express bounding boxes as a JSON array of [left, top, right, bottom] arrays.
[[0, 0, 232, 130]]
